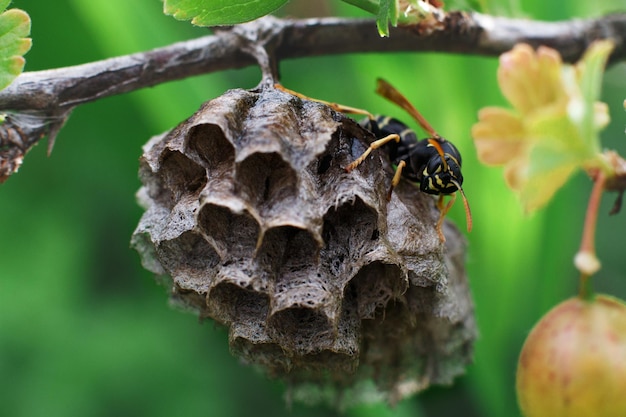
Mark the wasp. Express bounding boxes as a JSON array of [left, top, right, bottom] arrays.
[[275, 79, 472, 241], [347, 79, 472, 241]]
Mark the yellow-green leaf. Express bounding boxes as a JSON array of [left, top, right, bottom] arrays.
[[0, 7, 31, 90], [472, 42, 613, 213], [376, 0, 395, 37]]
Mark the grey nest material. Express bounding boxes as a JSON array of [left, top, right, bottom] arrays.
[[131, 86, 476, 406]]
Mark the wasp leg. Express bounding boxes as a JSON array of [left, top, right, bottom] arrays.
[[274, 84, 374, 119], [387, 160, 406, 201], [435, 193, 457, 243], [345, 134, 400, 172]]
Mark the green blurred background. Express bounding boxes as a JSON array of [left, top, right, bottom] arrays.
[[1, 1, 625, 416]]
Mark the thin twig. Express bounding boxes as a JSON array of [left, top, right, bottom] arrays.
[[3, 12, 626, 112], [1, 12, 625, 182]]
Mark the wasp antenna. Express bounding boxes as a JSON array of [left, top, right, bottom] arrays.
[[375, 78, 439, 137], [275, 83, 374, 119], [451, 179, 472, 233], [426, 138, 450, 171]]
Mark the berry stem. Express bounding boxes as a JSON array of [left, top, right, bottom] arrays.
[[577, 170, 606, 299]]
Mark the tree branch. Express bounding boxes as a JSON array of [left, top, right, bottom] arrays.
[[1, 11, 625, 182]]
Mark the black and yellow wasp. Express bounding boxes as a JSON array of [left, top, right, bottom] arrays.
[[276, 79, 472, 241]]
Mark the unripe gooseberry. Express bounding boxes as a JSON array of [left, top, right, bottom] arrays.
[[516, 294, 626, 417]]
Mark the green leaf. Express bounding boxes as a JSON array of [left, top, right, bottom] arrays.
[[341, 0, 399, 37], [163, 0, 290, 26], [0, 6, 31, 90], [376, 0, 397, 37]]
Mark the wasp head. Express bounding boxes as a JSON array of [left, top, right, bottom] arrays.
[[420, 154, 463, 195], [417, 138, 463, 196]]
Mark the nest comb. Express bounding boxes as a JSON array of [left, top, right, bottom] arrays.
[[131, 86, 476, 407]]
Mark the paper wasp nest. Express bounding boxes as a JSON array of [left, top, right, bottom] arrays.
[[132, 87, 475, 406]]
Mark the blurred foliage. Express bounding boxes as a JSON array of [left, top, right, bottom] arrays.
[[472, 41, 614, 214], [1, 1, 625, 417]]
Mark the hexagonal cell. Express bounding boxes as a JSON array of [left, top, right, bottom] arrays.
[[254, 226, 324, 315], [347, 261, 408, 319], [230, 331, 290, 375], [268, 306, 334, 354], [234, 152, 298, 216], [358, 300, 422, 391], [211, 257, 268, 296], [207, 281, 270, 327], [189, 89, 258, 147], [185, 123, 235, 173], [270, 294, 360, 376], [272, 279, 334, 312], [170, 283, 208, 314], [197, 202, 261, 259], [257, 225, 320, 272], [157, 230, 219, 288], [320, 197, 381, 280], [157, 149, 207, 204]]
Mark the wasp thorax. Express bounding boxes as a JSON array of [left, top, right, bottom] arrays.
[[131, 87, 475, 407]]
